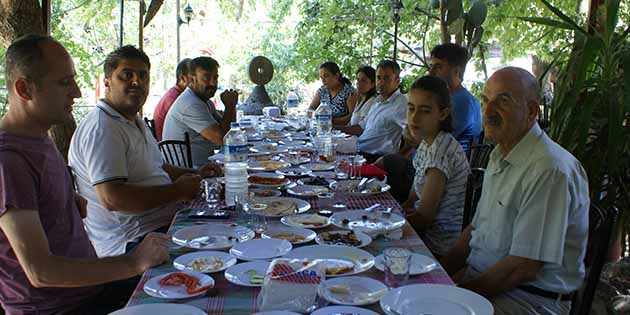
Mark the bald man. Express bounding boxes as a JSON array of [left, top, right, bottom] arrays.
[[440, 67, 589, 314]]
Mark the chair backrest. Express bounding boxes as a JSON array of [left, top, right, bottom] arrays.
[[67, 165, 78, 193], [570, 204, 619, 315], [143, 117, 157, 140], [462, 168, 485, 230], [158, 132, 193, 168], [467, 143, 494, 169]]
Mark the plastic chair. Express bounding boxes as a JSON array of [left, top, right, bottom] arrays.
[[462, 168, 485, 230], [158, 132, 193, 168], [143, 117, 157, 140], [466, 143, 494, 169], [570, 204, 619, 315]]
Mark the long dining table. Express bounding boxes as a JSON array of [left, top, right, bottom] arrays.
[[124, 188, 454, 314]]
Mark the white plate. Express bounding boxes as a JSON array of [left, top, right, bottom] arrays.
[[330, 210, 406, 234], [300, 163, 335, 172], [248, 160, 291, 171], [318, 276, 387, 306], [263, 131, 291, 139], [251, 187, 283, 198], [276, 167, 312, 177], [229, 238, 293, 261], [173, 251, 237, 274], [248, 172, 290, 188], [253, 197, 311, 217], [315, 230, 372, 248], [311, 306, 381, 315], [262, 225, 316, 245], [224, 260, 271, 287], [252, 312, 302, 315], [380, 284, 494, 315], [281, 213, 330, 229], [287, 184, 329, 197], [109, 304, 206, 315], [171, 224, 255, 250], [297, 176, 335, 186], [284, 245, 375, 277], [143, 271, 214, 299], [330, 179, 391, 196], [375, 253, 437, 275]]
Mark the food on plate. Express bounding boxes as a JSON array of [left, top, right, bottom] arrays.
[[290, 214, 328, 226], [300, 176, 330, 186], [263, 199, 297, 216], [310, 164, 332, 171], [347, 182, 382, 193], [327, 284, 351, 295], [341, 219, 350, 225], [158, 272, 212, 294], [246, 269, 264, 284], [269, 232, 306, 243], [294, 185, 328, 196], [324, 260, 355, 275], [249, 175, 287, 185], [263, 130, 283, 137], [319, 155, 336, 163], [186, 257, 224, 272], [258, 161, 289, 170], [319, 231, 361, 247], [253, 189, 279, 197]]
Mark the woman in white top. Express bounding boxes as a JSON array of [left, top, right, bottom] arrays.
[[349, 66, 377, 126], [401, 76, 470, 257]]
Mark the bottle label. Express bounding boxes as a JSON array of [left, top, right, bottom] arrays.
[[316, 114, 332, 121], [225, 144, 248, 162], [287, 99, 298, 107]]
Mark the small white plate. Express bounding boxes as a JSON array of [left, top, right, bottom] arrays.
[[315, 230, 372, 248], [284, 245, 375, 277], [253, 197, 311, 217], [224, 260, 270, 287], [311, 306, 381, 315], [173, 251, 237, 274], [251, 187, 283, 198], [281, 213, 330, 229], [262, 131, 291, 139], [375, 253, 438, 275], [109, 304, 206, 315], [329, 210, 406, 234], [330, 179, 391, 196], [318, 276, 388, 306], [380, 284, 493, 315], [252, 312, 302, 315], [262, 225, 316, 245], [230, 238, 292, 261], [300, 163, 335, 172], [276, 167, 312, 177], [143, 271, 214, 299], [171, 224, 255, 250], [287, 184, 329, 197], [248, 172, 290, 188]]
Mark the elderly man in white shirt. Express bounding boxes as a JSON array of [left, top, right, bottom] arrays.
[[336, 60, 407, 163], [440, 67, 589, 314]]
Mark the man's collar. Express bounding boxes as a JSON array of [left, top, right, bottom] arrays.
[[96, 99, 125, 120], [378, 88, 401, 103], [492, 123, 543, 166]]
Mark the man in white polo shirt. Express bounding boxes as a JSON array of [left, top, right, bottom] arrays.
[[69, 46, 221, 257], [440, 67, 589, 314], [335, 60, 407, 163]]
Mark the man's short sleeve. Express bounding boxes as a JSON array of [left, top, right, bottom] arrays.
[[181, 102, 218, 134], [509, 169, 570, 264], [0, 151, 38, 214], [80, 125, 129, 185]]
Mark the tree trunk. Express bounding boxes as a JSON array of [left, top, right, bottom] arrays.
[[0, 0, 77, 162], [439, 0, 449, 44]]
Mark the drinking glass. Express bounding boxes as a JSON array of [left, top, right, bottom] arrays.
[[335, 159, 350, 180], [248, 202, 268, 235], [287, 150, 302, 166], [331, 183, 348, 210], [317, 192, 335, 211], [350, 155, 365, 179], [202, 180, 222, 210], [383, 247, 411, 288]]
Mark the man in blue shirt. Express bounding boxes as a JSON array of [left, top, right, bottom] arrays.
[[429, 43, 482, 151]]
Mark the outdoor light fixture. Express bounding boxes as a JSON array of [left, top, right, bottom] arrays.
[[178, 3, 194, 26], [391, 0, 404, 61]]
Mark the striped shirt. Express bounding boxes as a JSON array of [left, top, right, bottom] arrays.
[[412, 131, 470, 256]]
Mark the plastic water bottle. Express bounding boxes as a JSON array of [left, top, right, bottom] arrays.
[[314, 102, 333, 160], [223, 122, 248, 207], [286, 89, 299, 116]]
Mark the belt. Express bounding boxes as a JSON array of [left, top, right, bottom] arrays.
[[518, 285, 573, 301]]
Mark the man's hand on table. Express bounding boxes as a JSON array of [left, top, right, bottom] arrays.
[[174, 173, 202, 201], [130, 232, 171, 273], [198, 161, 223, 178], [220, 89, 239, 109]]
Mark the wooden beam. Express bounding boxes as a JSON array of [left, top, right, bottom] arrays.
[[41, 0, 51, 35]]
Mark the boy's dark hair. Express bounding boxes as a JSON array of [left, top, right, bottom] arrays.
[[430, 43, 469, 77], [103, 45, 151, 78], [190, 56, 220, 75]]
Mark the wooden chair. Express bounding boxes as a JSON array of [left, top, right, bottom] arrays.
[[143, 117, 157, 140], [570, 204, 619, 315], [466, 143, 494, 169], [158, 132, 193, 168], [462, 168, 485, 230]]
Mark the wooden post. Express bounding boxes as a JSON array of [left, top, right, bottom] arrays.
[[119, 0, 124, 47], [139, 0, 145, 50], [41, 0, 51, 35], [439, 0, 449, 43]]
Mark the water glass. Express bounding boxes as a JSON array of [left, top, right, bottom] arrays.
[[331, 184, 348, 209], [383, 247, 411, 288], [202, 180, 222, 209], [317, 192, 335, 211], [335, 160, 350, 180], [248, 202, 268, 235], [287, 150, 302, 166], [350, 155, 365, 179]]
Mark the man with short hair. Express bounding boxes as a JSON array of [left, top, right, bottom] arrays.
[[429, 43, 482, 151], [0, 34, 170, 315], [163, 56, 239, 167], [153, 58, 192, 141], [69, 46, 220, 257], [440, 67, 589, 314], [336, 60, 407, 163]]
